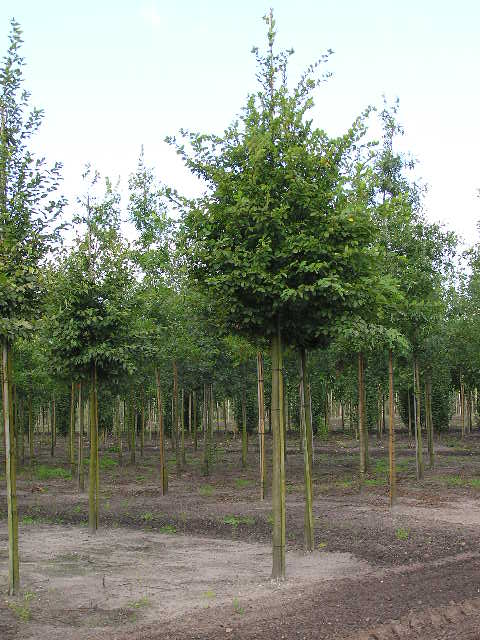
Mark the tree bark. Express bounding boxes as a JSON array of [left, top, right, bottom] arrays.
[[271, 323, 286, 579], [300, 347, 314, 552], [388, 350, 396, 507], [257, 352, 266, 500], [358, 352, 366, 481], [414, 359, 424, 480], [155, 368, 168, 494]]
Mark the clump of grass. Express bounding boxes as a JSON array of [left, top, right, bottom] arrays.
[[223, 515, 255, 528], [7, 592, 35, 621], [469, 478, 480, 488], [364, 477, 383, 487], [99, 456, 118, 470], [395, 527, 409, 541], [233, 597, 244, 614], [203, 590, 216, 599], [159, 524, 176, 534], [317, 541, 327, 549], [35, 465, 71, 481], [141, 512, 153, 522], [199, 484, 214, 497], [21, 515, 37, 525], [235, 478, 252, 489], [128, 596, 150, 609]]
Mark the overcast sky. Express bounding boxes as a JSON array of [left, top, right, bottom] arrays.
[[1, 1, 479, 247]]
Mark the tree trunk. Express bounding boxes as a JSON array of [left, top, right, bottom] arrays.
[[88, 363, 99, 534], [28, 394, 34, 464], [388, 350, 396, 507], [181, 387, 186, 466], [69, 381, 75, 475], [50, 397, 55, 457], [2, 339, 19, 595], [460, 380, 465, 438], [155, 368, 168, 494], [358, 352, 366, 481], [271, 323, 286, 579], [78, 382, 85, 492], [414, 359, 424, 480], [173, 360, 181, 472], [241, 387, 248, 469], [257, 352, 266, 500], [426, 377, 434, 469], [193, 390, 198, 452], [300, 347, 314, 552], [202, 383, 210, 476], [140, 396, 145, 458]]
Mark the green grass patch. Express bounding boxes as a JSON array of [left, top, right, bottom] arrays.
[[235, 478, 252, 489], [364, 477, 383, 487], [128, 596, 150, 609], [99, 456, 118, 470], [395, 527, 410, 541], [21, 515, 38, 525], [35, 465, 71, 481], [233, 597, 244, 614], [198, 484, 214, 497], [159, 524, 177, 534], [223, 515, 255, 528], [141, 512, 153, 522], [203, 590, 216, 599]]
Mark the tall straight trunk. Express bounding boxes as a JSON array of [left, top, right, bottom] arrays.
[[460, 381, 465, 438], [241, 387, 247, 469], [28, 394, 34, 464], [358, 352, 366, 480], [50, 397, 55, 457], [341, 403, 344, 430], [407, 391, 412, 438], [388, 350, 396, 507], [202, 383, 210, 476], [426, 378, 434, 468], [69, 381, 75, 475], [193, 390, 198, 452], [223, 398, 227, 434], [78, 382, 85, 491], [257, 352, 266, 500], [173, 360, 181, 472], [2, 339, 19, 595], [155, 369, 168, 494], [188, 392, 192, 437], [209, 385, 215, 457], [129, 394, 136, 464], [140, 396, 145, 457], [88, 363, 99, 534], [414, 359, 424, 480], [18, 396, 24, 466], [271, 323, 286, 580], [300, 347, 314, 552], [181, 387, 186, 465]]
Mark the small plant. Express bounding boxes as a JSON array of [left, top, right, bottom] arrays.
[[233, 597, 244, 614], [72, 504, 83, 514], [203, 590, 216, 599], [136, 475, 146, 482], [317, 541, 327, 549], [159, 524, 176, 534], [7, 597, 31, 621], [128, 596, 150, 609], [21, 515, 37, 525], [141, 512, 153, 522], [199, 484, 214, 496], [267, 513, 274, 525], [235, 478, 251, 489], [99, 456, 118, 470], [35, 465, 71, 481], [223, 515, 255, 528], [469, 478, 480, 488], [395, 527, 409, 541]]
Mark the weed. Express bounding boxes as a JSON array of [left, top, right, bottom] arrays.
[[136, 475, 146, 482], [72, 504, 83, 514], [7, 599, 31, 621], [159, 524, 177, 534], [267, 513, 274, 525], [21, 515, 37, 525], [199, 484, 214, 497], [469, 478, 480, 488], [35, 465, 71, 481], [223, 515, 255, 528], [128, 596, 150, 609], [204, 590, 216, 599], [364, 477, 383, 487], [395, 527, 409, 541], [317, 541, 327, 549], [99, 456, 118, 470], [235, 478, 252, 489], [141, 512, 153, 522], [233, 597, 244, 614]]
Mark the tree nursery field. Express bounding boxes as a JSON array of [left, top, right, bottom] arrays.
[[2, 10, 480, 640]]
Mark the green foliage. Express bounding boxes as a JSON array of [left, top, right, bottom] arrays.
[[35, 465, 71, 481]]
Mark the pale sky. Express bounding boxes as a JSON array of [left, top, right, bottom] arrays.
[[1, 1, 479, 247]]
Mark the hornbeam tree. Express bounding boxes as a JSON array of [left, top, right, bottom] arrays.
[[170, 12, 382, 577], [0, 20, 64, 595]]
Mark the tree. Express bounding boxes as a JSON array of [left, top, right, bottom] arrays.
[[0, 20, 64, 595], [170, 12, 383, 577]]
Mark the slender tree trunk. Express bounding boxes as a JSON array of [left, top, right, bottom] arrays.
[[50, 397, 55, 457], [155, 368, 168, 494], [358, 352, 366, 481], [241, 387, 248, 469], [181, 387, 186, 465], [388, 350, 396, 507], [300, 347, 314, 552], [173, 360, 181, 472], [78, 382, 85, 492], [88, 364, 99, 534], [257, 352, 266, 500], [271, 322, 286, 579], [414, 359, 424, 480], [460, 380, 465, 438], [140, 396, 145, 458], [2, 339, 19, 595], [407, 391, 412, 438], [426, 377, 434, 469], [193, 390, 198, 452], [28, 394, 34, 464], [203, 383, 210, 476], [69, 381, 75, 475]]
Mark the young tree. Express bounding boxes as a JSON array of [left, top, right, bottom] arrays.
[[170, 13, 382, 577], [1, 20, 64, 595]]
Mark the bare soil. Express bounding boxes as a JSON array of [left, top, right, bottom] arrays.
[[2, 429, 480, 639]]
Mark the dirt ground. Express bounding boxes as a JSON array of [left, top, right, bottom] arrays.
[[2, 428, 480, 639]]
